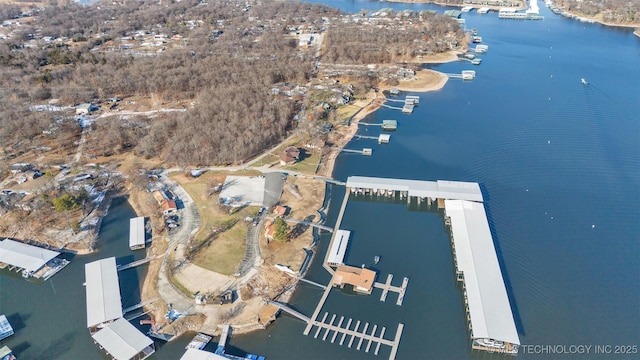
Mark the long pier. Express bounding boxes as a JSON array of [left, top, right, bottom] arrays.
[[266, 300, 311, 323], [380, 104, 403, 111], [122, 297, 160, 314], [117, 255, 160, 271], [323, 188, 351, 275], [281, 218, 334, 232], [303, 284, 333, 335], [373, 275, 409, 306]]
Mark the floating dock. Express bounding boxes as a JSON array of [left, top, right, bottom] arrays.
[[381, 120, 397, 131]]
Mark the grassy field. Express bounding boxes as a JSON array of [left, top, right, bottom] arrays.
[[284, 152, 321, 174], [191, 223, 247, 276], [172, 171, 256, 275]]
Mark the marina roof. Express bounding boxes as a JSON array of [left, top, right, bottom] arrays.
[[444, 199, 520, 345], [85, 257, 123, 328], [129, 217, 145, 249], [180, 348, 229, 360], [346, 176, 483, 202], [327, 230, 350, 266], [0, 238, 60, 273], [91, 318, 154, 360]]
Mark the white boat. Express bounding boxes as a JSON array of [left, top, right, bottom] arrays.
[[581, 78, 589, 85], [374, 255, 380, 264]]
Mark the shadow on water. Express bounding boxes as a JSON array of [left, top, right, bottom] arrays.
[[5, 313, 28, 334], [483, 195, 526, 338], [40, 330, 78, 360]]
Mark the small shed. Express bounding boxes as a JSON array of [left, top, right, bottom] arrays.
[[161, 199, 177, 215]]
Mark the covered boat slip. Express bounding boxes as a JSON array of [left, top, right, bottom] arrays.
[[129, 217, 146, 250], [92, 318, 155, 360], [444, 199, 520, 352], [85, 257, 123, 330], [345, 176, 483, 202], [0, 315, 14, 341], [0, 238, 60, 277], [180, 348, 229, 360], [327, 230, 350, 267]]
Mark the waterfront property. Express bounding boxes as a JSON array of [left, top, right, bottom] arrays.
[[326, 230, 350, 267], [129, 217, 146, 250], [91, 318, 155, 360], [332, 265, 376, 294], [0, 238, 69, 280], [444, 200, 520, 353], [0, 315, 14, 341], [85, 257, 123, 332]]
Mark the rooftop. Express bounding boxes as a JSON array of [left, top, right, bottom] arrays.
[[444, 199, 519, 345], [346, 176, 483, 202], [333, 265, 377, 294], [91, 318, 155, 360], [0, 238, 60, 273], [85, 257, 123, 328]]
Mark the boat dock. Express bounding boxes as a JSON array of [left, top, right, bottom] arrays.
[[0, 315, 14, 341], [0, 238, 69, 280], [374, 275, 409, 305], [306, 313, 404, 359]]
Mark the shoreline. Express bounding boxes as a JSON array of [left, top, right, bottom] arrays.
[[318, 64, 451, 178]]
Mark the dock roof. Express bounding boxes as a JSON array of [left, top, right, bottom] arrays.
[[327, 229, 350, 266], [129, 217, 146, 249], [0, 315, 14, 341], [444, 199, 519, 345], [180, 348, 228, 360], [85, 257, 123, 328], [91, 318, 154, 360], [346, 176, 483, 202], [0, 238, 59, 273], [333, 265, 377, 293]]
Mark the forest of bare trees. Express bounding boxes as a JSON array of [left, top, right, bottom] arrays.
[[0, 0, 464, 166], [554, 0, 640, 25]]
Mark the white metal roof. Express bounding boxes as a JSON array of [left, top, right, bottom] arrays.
[[85, 257, 123, 328], [346, 176, 483, 202], [129, 217, 146, 249], [91, 318, 154, 360], [444, 199, 520, 345], [0, 239, 59, 273], [180, 348, 228, 360], [327, 230, 350, 266]]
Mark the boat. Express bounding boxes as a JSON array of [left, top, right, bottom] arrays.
[[472, 36, 483, 43], [185, 333, 212, 350], [374, 255, 380, 264], [475, 338, 506, 349], [471, 58, 482, 65], [581, 78, 589, 85]]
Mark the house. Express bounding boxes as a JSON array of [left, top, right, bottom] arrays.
[[76, 103, 97, 115], [264, 220, 275, 240], [279, 146, 300, 166], [161, 199, 177, 215], [273, 205, 288, 217], [332, 265, 377, 294]]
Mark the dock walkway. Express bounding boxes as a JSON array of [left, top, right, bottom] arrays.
[[373, 275, 409, 306], [117, 255, 160, 271], [306, 312, 404, 360]]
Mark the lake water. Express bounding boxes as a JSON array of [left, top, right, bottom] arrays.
[[1, 2, 639, 359]]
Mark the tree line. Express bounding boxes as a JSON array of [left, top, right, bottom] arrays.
[[0, 0, 464, 166]]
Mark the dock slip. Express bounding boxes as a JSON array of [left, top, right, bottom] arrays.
[[305, 312, 404, 360], [374, 275, 409, 305]]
